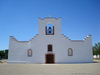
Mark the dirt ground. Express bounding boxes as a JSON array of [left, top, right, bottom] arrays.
[[0, 60, 100, 75]]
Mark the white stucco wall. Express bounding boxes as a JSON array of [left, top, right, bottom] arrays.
[[8, 17, 93, 63]]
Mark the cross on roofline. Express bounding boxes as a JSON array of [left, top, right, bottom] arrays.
[[49, 15, 51, 17]]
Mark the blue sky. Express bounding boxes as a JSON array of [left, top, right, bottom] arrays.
[[0, 0, 100, 50]]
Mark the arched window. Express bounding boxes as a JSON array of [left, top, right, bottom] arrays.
[[45, 23, 54, 35], [48, 44, 52, 52], [68, 48, 73, 56], [28, 49, 32, 57]]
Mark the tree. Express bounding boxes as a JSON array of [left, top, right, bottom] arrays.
[[5, 49, 8, 59], [93, 47, 96, 55], [93, 43, 100, 58], [5, 49, 8, 54], [0, 49, 8, 59], [0, 50, 5, 59]]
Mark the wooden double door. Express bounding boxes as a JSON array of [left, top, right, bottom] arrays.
[[46, 54, 54, 63]]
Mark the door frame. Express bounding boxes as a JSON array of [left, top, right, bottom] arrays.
[[45, 53, 55, 63]]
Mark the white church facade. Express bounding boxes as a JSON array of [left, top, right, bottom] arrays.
[[8, 17, 93, 63]]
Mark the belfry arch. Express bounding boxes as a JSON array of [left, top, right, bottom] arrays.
[[45, 23, 54, 35]]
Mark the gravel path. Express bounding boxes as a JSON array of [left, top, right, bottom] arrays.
[[0, 62, 100, 75]]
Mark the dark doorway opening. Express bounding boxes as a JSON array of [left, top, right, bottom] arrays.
[[45, 54, 54, 63]]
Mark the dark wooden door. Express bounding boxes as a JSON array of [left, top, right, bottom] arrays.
[[46, 54, 54, 63]]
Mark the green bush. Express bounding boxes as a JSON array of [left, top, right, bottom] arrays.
[[0, 49, 8, 59]]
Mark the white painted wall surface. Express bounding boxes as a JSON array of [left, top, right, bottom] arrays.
[[8, 17, 93, 63]]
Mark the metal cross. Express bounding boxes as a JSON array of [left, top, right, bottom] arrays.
[[49, 15, 51, 17]]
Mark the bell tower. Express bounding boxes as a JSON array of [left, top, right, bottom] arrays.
[[38, 17, 61, 36]]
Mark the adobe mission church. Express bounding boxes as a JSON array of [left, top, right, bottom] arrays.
[[8, 17, 93, 63]]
